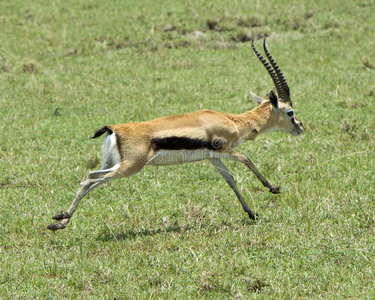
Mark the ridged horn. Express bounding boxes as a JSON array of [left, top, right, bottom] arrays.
[[251, 39, 284, 101], [263, 39, 291, 104]]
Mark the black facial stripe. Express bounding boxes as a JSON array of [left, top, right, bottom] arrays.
[[151, 136, 223, 151]]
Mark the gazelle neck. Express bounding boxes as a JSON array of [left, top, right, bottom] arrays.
[[234, 102, 277, 141]]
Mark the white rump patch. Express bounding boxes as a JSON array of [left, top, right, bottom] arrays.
[[101, 133, 121, 169]]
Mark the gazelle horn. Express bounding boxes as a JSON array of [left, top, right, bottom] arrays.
[[251, 39, 284, 101], [263, 39, 291, 104]]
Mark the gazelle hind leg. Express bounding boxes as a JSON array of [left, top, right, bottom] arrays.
[[47, 160, 146, 231], [51, 165, 119, 220]]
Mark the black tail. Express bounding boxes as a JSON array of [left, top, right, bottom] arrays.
[[90, 126, 113, 139]]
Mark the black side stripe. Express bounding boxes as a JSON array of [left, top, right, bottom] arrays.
[[151, 136, 224, 151]]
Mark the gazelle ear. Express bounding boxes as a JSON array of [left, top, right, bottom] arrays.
[[249, 91, 266, 105], [268, 89, 279, 109]]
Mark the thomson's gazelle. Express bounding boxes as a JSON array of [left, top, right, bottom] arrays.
[[48, 40, 304, 231]]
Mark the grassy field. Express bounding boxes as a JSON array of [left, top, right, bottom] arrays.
[[1, 0, 375, 298]]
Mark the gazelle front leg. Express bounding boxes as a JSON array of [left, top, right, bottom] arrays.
[[225, 151, 280, 194], [210, 158, 257, 220]]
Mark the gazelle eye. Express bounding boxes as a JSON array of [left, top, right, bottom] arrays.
[[287, 111, 294, 118]]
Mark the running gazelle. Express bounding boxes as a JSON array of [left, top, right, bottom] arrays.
[[48, 40, 304, 231]]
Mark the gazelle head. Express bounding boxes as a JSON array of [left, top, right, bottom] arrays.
[[249, 40, 304, 136]]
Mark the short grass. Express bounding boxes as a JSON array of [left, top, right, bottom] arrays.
[[1, 0, 375, 298]]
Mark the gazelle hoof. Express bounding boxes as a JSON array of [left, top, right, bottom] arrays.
[[247, 210, 258, 220], [47, 223, 67, 231], [52, 211, 71, 220], [270, 186, 280, 194]]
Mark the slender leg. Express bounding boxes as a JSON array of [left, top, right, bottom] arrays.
[[210, 158, 256, 220], [47, 160, 146, 231], [47, 168, 117, 231], [223, 151, 280, 194]]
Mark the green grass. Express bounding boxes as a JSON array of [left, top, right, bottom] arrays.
[[1, 0, 375, 298]]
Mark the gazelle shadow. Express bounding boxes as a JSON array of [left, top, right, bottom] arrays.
[[97, 224, 183, 242], [97, 216, 256, 242]]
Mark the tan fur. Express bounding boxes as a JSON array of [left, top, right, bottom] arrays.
[[107, 100, 302, 159]]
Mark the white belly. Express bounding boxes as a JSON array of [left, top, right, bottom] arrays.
[[147, 149, 220, 166]]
